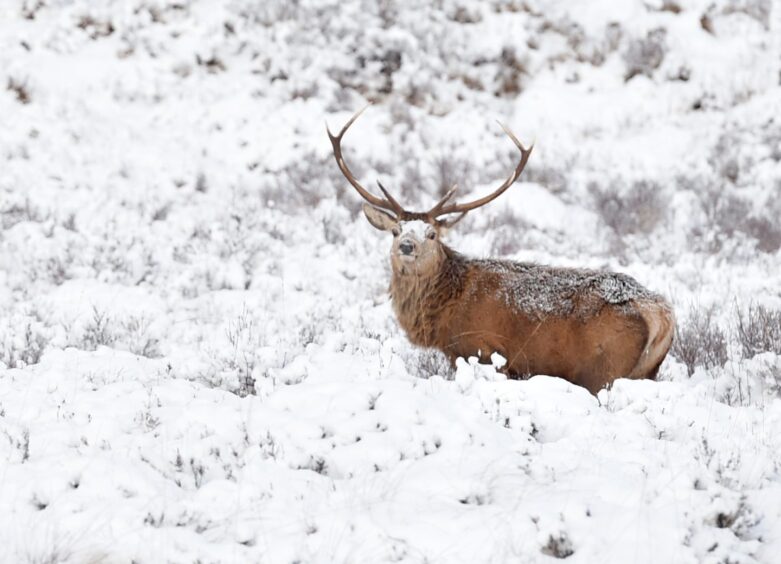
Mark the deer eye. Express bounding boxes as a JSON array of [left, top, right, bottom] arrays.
[[391, 227, 400, 237], [426, 231, 436, 240]]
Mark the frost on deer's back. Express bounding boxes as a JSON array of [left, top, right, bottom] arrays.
[[474, 259, 660, 319]]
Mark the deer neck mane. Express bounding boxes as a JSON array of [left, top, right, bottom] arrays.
[[389, 244, 468, 347]]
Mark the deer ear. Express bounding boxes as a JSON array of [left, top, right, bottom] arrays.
[[363, 204, 397, 232]]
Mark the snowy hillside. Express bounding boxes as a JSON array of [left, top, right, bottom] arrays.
[[1, 0, 780, 562]]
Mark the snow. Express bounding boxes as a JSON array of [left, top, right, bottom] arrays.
[[1, 0, 781, 563], [399, 219, 431, 240]]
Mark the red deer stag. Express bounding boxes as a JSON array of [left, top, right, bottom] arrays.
[[327, 107, 674, 394]]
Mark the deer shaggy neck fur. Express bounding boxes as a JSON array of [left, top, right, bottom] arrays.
[[390, 245, 466, 348]]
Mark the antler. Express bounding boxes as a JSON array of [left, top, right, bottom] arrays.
[[427, 122, 533, 220], [326, 105, 407, 218], [327, 107, 534, 224]]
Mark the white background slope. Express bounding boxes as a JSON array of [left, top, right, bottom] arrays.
[[1, 0, 780, 562]]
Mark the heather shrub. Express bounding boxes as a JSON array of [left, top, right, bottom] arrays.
[[623, 28, 667, 81], [735, 303, 781, 358], [589, 179, 667, 236], [672, 305, 729, 376]]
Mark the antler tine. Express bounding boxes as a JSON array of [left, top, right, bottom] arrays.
[[326, 104, 405, 216], [426, 184, 458, 218], [376, 180, 405, 217], [432, 122, 533, 218]]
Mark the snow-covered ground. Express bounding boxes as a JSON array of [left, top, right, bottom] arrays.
[[1, 0, 780, 562]]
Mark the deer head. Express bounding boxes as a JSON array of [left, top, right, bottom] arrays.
[[326, 106, 533, 278]]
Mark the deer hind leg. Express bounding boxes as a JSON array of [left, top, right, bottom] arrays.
[[627, 302, 675, 380], [577, 310, 649, 393], [578, 345, 613, 394], [578, 343, 634, 394]]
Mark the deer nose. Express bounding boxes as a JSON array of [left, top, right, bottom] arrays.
[[399, 241, 415, 255]]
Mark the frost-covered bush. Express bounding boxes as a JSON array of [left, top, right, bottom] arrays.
[[398, 149, 428, 203], [432, 144, 481, 199], [589, 179, 667, 236], [680, 175, 737, 254], [119, 316, 162, 358], [623, 28, 666, 81], [541, 531, 575, 559], [743, 189, 781, 253], [756, 358, 781, 395], [494, 46, 528, 97], [221, 309, 263, 396], [0, 317, 48, 369], [268, 151, 342, 211], [708, 132, 741, 185], [735, 304, 781, 358], [405, 348, 454, 379], [489, 207, 530, 256], [229, 0, 301, 26], [1, 197, 44, 229], [683, 175, 781, 255], [701, 188, 748, 241], [744, 214, 781, 254], [76, 14, 115, 39], [80, 307, 116, 351], [762, 122, 781, 162], [522, 163, 568, 194], [718, 0, 772, 29], [672, 305, 729, 376], [5, 77, 31, 104], [201, 308, 282, 396]]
